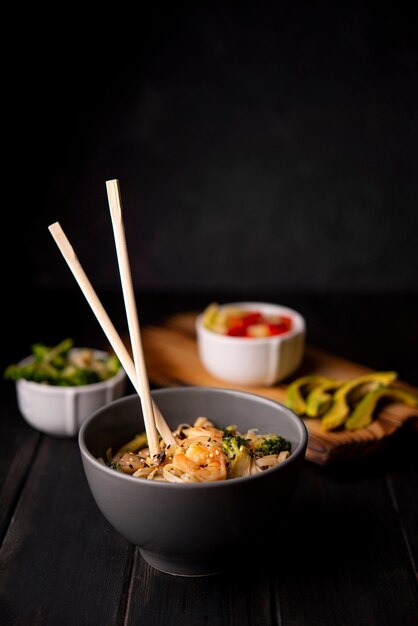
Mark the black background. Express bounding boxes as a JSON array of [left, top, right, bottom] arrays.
[[3, 1, 418, 384], [6, 2, 418, 296]]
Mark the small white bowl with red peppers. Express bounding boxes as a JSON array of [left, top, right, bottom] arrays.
[[196, 302, 306, 386]]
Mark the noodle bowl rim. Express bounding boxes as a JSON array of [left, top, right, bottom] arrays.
[[79, 387, 308, 489]]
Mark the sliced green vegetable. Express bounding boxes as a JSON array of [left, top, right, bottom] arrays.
[[3, 339, 121, 386], [285, 376, 336, 415], [203, 303, 242, 335], [320, 371, 398, 431], [345, 387, 418, 430], [202, 302, 219, 329], [35, 338, 73, 363], [114, 432, 148, 459], [305, 380, 342, 417]]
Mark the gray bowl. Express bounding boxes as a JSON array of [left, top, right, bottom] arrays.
[[79, 387, 308, 577]]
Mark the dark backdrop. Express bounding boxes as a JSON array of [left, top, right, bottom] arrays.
[[6, 3, 418, 295]]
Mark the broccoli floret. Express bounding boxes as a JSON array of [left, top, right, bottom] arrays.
[[222, 424, 237, 435], [222, 433, 251, 478], [222, 433, 249, 456], [254, 435, 291, 457]]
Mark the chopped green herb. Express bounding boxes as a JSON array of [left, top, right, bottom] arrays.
[[4, 339, 121, 386]]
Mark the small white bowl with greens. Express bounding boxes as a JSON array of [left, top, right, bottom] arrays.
[[5, 338, 126, 437]]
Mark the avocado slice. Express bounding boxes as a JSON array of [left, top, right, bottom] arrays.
[[320, 371, 398, 431], [285, 376, 336, 416], [345, 387, 418, 430], [305, 380, 342, 417]]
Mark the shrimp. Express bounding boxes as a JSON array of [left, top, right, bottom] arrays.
[[172, 441, 227, 482]]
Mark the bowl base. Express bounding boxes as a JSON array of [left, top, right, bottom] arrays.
[[139, 549, 226, 577]]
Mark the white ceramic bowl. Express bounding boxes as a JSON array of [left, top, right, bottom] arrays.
[[15, 350, 127, 437], [196, 302, 306, 386]]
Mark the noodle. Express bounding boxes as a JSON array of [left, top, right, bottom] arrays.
[[105, 417, 292, 483]]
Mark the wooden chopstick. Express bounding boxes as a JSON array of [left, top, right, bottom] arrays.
[[48, 222, 176, 449], [105, 179, 160, 459]]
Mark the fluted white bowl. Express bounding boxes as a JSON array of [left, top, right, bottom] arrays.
[[15, 349, 126, 437], [196, 302, 306, 386]]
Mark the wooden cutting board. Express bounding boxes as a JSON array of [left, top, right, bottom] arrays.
[[140, 312, 418, 465]]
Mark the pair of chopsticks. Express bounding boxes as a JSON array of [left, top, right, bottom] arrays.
[[49, 179, 176, 458]]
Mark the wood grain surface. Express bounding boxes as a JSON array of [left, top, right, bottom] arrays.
[[1, 294, 417, 626], [140, 312, 418, 465]]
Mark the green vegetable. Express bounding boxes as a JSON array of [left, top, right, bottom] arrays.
[[113, 432, 148, 460], [305, 380, 342, 417], [284, 370, 418, 431], [285, 376, 336, 415], [4, 339, 121, 386], [320, 371, 397, 431], [222, 433, 251, 478], [345, 387, 418, 430], [202, 302, 220, 329], [253, 434, 291, 457]]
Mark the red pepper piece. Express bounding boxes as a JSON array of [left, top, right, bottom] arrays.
[[227, 325, 247, 337], [279, 316, 292, 330], [228, 316, 246, 329], [267, 323, 290, 336], [241, 312, 262, 326]]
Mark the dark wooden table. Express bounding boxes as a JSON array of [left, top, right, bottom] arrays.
[[1, 290, 417, 626]]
